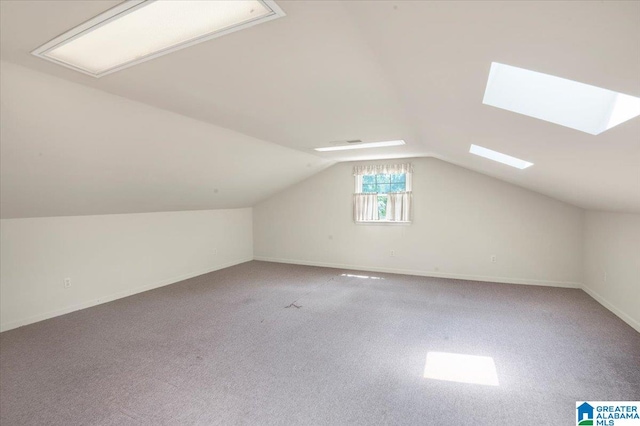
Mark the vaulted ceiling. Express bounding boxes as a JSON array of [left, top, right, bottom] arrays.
[[1, 0, 639, 216]]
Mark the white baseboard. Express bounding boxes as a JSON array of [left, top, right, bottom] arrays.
[[253, 256, 582, 288], [255, 256, 639, 333], [581, 284, 640, 333], [5, 256, 636, 335], [0, 257, 252, 333]]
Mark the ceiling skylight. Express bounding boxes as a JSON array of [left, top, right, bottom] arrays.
[[314, 140, 406, 152], [469, 144, 533, 169], [32, 0, 285, 78], [483, 62, 640, 135]]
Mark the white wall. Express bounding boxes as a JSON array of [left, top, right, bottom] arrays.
[[2, 161, 637, 334], [0, 209, 253, 332], [254, 158, 584, 287], [583, 211, 640, 332]]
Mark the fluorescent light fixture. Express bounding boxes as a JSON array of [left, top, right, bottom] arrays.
[[483, 62, 640, 135], [423, 352, 499, 386], [469, 144, 533, 169], [315, 140, 406, 152], [31, 0, 285, 77]]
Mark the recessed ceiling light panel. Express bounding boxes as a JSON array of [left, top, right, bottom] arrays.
[[315, 140, 406, 152], [469, 144, 533, 169], [483, 62, 640, 135], [32, 0, 285, 78]]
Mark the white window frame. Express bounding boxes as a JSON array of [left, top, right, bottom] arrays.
[[354, 172, 412, 224]]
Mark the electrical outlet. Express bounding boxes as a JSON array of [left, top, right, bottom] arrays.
[[213, 248, 218, 256], [63, 278, 71, 289], [491, 255, 497, 263], [390, 250, 396, 257]]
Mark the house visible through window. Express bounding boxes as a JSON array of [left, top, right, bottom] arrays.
[[353, 163, 413, 223]]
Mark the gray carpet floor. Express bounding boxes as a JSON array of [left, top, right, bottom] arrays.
[[1, 260, 639, 425]]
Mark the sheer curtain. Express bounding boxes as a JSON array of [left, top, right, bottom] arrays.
[[353, 193, 379, 222], [353, 163, 413, 176], [353, 163, 413, 223], [386, 192, 412, 222]]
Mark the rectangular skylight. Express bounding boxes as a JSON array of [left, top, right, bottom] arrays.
[[32, 0, 285, 78], [314, 140, 406, 152], [469, 144, 533, 169], [483, 62, 640, 135]]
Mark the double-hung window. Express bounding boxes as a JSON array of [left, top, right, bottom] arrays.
[[353, 163, 413, 223]]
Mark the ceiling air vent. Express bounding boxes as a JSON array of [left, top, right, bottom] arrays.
[[327, 139, 362, 146]]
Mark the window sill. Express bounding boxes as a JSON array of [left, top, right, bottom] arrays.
[[355, 220, 412, 226]]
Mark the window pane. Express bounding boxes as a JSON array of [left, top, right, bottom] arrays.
[[377, 195, 387, 219], [362, 175, 376, 184], [390, 173, 406, 183], [376, 183, 391, 193], [376, 174, 391, 183], [390, 182, 406, 192], [362, 184, 376, 193]]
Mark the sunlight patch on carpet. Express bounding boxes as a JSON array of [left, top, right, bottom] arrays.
[[423, 352, 499, 386], [340, 273, 383, 280]]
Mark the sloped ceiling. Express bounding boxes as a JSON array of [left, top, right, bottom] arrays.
[[1, 0, 639, 215], [0, 61, 331, 218]]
